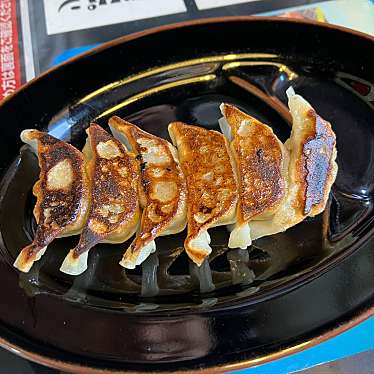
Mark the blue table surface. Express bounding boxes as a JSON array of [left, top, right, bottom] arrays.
[[236, 316, 374, 373]]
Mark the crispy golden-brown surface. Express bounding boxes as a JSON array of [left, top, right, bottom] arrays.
[[298, 110, 337, 216], [169, 122, 238, 265], [109, 116, 187, 268], [249, 89, 338, 240], [221, 104, 288, 223], [72, 123, 139, 257], [14, 130, 88, 272], [285, 90, 337, 223]]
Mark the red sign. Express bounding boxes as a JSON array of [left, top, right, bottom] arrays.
[[0, 0, 21, 100]]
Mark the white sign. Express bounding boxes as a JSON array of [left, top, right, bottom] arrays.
[[195, 0, 258, 10], [43, 0, 187, 35]]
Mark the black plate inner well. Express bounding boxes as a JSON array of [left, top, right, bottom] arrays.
[[1, 48, 372, 312]]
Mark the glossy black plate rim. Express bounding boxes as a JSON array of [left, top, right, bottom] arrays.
[[1, 305, 373, 373], [2, 15, 374, 108], [0, 16, 373, 373]]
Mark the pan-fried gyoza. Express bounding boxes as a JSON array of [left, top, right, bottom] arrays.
[[60, 124, 140, 275], [168, 122, 238, 266], [109, 117, 187, 269], [14, 130, 89, 273], [219, 104, 289, 249], [248, 88, 338, 239], [13, 88, 337, 275]]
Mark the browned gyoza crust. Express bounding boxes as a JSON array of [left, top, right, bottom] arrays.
[[71, 123, 139, 257], [168, 122, 238, 265], [297, 109, 337, 216], [249, 89, 338, 240], [14, 130, 88, 272], [109, 117, 187, 268], [221, 104, 287, 223]]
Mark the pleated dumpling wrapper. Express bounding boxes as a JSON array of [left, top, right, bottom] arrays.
[[60, 124, 140, 275], [14, 130, 89, 273], [248, 87, 338, 239], [219, 104, 289, 249], [168, 122, 238, 266], [109, 117, 187, 269]]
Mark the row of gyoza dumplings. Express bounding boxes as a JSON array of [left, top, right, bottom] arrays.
[[14, 88, 337, 276]]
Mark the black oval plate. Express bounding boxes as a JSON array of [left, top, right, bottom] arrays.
[[0, 17, 373, 373]]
